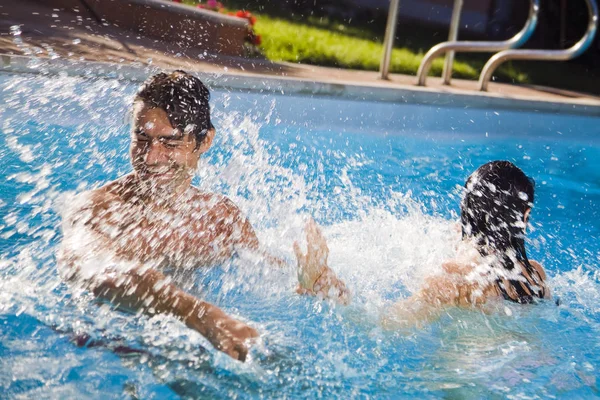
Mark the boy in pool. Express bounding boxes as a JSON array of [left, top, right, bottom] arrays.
[[59, 70, 298, 361], [295, 161, 550, 325], [60, 71, 259, 361]]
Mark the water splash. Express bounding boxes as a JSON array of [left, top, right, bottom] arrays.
[[0, 72, 599, 397]]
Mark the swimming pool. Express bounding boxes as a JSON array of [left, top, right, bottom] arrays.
[[1, 71, 599, 398]]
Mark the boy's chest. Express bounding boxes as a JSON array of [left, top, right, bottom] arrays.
[[93, 204, 237, 266]]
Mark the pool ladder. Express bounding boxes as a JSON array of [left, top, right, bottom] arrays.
[[478, 0, 598, 91], [380, 0, 599, 92], [416, 0, 540, 87]]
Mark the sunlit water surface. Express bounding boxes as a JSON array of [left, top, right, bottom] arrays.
[[1, 72, 599, 398]]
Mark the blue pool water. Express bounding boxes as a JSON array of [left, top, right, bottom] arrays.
[[1, 72, 599, 398]]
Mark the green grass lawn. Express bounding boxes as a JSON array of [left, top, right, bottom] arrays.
[[254, 15, 481, 80]]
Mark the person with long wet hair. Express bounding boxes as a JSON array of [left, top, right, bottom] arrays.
[[295, 161, 550, 326], [459, 160, 548, 304]]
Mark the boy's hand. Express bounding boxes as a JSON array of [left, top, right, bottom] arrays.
[[294, 218, 350, 304], [294, 218, 329, 291], [189, 303, 258, 362]]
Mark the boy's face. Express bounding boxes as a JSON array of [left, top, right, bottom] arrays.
[[130, 104, 213, 186]]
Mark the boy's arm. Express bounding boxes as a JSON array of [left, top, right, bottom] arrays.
[[220, 198, 288, 268], [237, 215, 288, 268], [220, 201, 347, 300], [90, 266, 258, 361]]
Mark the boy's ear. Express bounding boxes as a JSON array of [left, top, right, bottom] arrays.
[[196, 128, 215, 154]]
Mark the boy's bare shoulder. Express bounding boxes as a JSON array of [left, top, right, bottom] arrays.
[[92, 175, 134, 202], [64, 176, 133, 226], [187, 188, 244, 220]]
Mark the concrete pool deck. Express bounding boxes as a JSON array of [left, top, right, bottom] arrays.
[[1, 0, 600, 116]]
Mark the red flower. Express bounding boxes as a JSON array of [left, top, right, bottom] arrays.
[[172, 0, 182, 3], [233, 10, 256, 25]]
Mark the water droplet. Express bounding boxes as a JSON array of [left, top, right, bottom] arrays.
[[10, 25, 22, 36], [518, 192, 529, 201]]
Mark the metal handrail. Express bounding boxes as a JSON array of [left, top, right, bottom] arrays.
[[416, 0, 540, 86], [380, 0, 401, 80], [479, 0, 598, 91], [442, 0, 464, 85]]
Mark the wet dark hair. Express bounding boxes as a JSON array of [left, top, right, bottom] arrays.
[[135, 70, 214, 148], [461, 161, 545, 302]]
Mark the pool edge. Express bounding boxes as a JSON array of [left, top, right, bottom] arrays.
[[2, 53, 600, 118]]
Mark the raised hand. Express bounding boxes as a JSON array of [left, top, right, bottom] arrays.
[[293, 218, 350, 304], [294, 218, 330, 291]]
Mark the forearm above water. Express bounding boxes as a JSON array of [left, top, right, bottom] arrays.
[[92, 268, 219, 337]]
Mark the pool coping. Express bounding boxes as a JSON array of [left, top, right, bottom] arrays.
[[2, 53, 600, 117]]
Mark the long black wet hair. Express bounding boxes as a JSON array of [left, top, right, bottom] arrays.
[[460, 161, 545, 302]]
